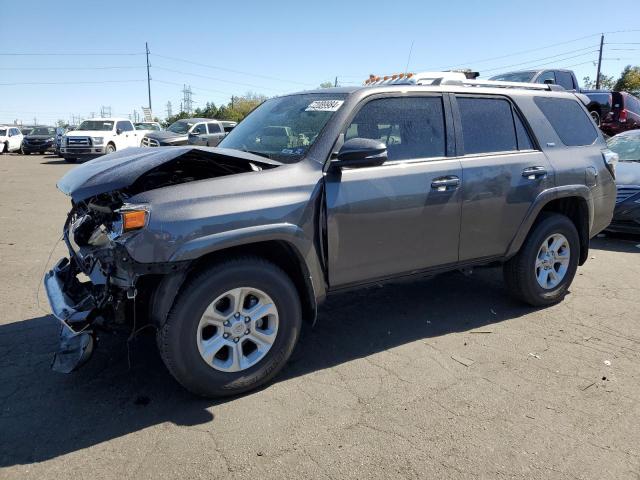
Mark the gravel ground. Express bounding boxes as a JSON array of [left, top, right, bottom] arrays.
[[1, 153, 639, 480]]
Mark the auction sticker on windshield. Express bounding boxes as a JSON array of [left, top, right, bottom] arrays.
[[305, 100, 344, 112]]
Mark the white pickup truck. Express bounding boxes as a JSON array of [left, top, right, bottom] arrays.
[[61, 118, 152, 163]]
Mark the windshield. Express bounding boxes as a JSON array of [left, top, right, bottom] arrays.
[[21, 128, 33, 135], [490, 71, 536, 83], [167, 121, 193, 134], [220, 93, 347, 163], [0, 129, 6, 136], [607, 132, 640, 161], [30, 127, 56, 136], [135, 122, 160, 131], [79, 120, 114, 131]]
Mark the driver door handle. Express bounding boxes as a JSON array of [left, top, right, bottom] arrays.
[[431, 175, 460, 191]]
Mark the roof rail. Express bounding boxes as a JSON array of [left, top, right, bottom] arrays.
[[439, 78, 565, 91]]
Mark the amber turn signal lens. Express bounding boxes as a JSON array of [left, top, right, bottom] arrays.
[[122, 210, 147, 231]]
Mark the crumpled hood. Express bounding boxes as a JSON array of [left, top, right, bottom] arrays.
[[144, 130, 186, 142], [57, 146, 280, 202], [616, 161, 640, 186]]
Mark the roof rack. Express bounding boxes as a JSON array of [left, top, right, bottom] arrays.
[[364, 70, 479, 86], [439, 78, 565, 91]]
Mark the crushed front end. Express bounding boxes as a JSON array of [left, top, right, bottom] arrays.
[[44, 192, 151, 373]]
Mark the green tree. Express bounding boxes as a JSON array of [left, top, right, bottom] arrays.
[[319, 81, 333, 88], [613, 65, 640, 96], [582, 74, 615, 90]]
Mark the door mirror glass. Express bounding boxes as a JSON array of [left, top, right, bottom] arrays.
[[333, 138, 387, 168], [116, 128, 123, 135]]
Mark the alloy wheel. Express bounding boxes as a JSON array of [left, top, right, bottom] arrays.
[[196, 287, 279, 372], [535, 233, 570, 289]]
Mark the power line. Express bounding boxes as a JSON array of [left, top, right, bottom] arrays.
[[0, 52, 143, 56], [151, 53, 315, 86], [153, 65, 289, 92], [0, 66, 143, 70], [0, 79, 146, 86], [154, 78, 235, 96], [482, 49, 599, 74], [438, 29, 640, 71]]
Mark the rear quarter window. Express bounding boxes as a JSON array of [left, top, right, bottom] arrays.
[[534, 97, 597, 146]]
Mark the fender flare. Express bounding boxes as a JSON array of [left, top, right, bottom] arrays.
[[505, 185, 594, 261], [151, 223, 324, 326]]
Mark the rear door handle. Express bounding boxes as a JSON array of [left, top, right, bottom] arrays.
[[431, 175, 460, 191], [522, 166, 547, 179]]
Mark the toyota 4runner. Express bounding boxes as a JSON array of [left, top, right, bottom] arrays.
[[44, 74, 617, 397]]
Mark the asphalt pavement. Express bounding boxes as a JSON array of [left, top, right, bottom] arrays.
[[1, 153, 639, 479]]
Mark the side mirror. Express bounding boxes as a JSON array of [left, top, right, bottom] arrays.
[[332, 138, 387, 168], [116, 128, 123, 135], [543, 79, 555, 85]]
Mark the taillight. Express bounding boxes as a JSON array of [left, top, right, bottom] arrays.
[[602, 149, 618, 179], [619, 109, 628, 123]]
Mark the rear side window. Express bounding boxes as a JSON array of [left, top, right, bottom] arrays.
[[534, 97, 597, 146], [116, 121, 133, 132], [207, 123, 222, 133], [457, 97, 527, 154], [345, 96, 446, 161], [555, 71, 575, 90], [625, 94, 640, 114]]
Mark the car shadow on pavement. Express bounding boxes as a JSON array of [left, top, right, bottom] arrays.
[[40, 159, 70, 165], [0, 268, 533, 467], [590, 234, 640, 253]]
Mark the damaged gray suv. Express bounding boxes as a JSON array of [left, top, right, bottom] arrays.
[[45, 76, 617, 397]]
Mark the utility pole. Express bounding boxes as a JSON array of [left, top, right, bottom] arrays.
[[146, 42, 152, 112], [596, 34, 604, 89], [334, 76, 338, 87], [33, 117, 37, 126], [231, 95, 235, 109]]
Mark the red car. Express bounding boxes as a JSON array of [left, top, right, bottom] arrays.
[[585, 91, 640, 136]]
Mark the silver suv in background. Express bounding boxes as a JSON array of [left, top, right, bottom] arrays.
[[188, 120, 237, 147]]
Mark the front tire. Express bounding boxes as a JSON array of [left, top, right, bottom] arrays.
[[158, 257, 302, 398], [105, 143, 116, 154], [504, 213, 580, 307]]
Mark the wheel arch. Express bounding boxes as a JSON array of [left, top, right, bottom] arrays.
[[150, 239, 320, 329], [506, 187, 593, 265]]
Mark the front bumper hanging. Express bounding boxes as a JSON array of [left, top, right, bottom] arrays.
[[44, 257, 97, 373]]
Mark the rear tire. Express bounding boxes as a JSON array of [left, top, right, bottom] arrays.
[[504, 213, 580, 307], [158, 257, 302, 398]]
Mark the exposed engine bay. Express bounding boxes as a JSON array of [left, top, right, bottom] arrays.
[[45, 148, 279, 372]]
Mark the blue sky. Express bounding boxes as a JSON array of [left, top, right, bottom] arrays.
[[1, 0, 638, 125]]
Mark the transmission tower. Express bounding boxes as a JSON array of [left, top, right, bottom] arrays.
[[100, 106, 112, 117], [166, 101, 173, 118], [182, 84, 193, 115]]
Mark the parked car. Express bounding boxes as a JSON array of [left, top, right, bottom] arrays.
[[61, 118, 146, 163], [135, 121, 162, 131], [21, 126, 57, 154], [605, 130, 640, 234], [490, 69, 580, 91], [0, 126, 24, 153], [584, 91, 640, 137], [187, 120, 237, 147], [44, 74, 616, 397], [141, 118, 213, 146], [54, 126, 76, 156]]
